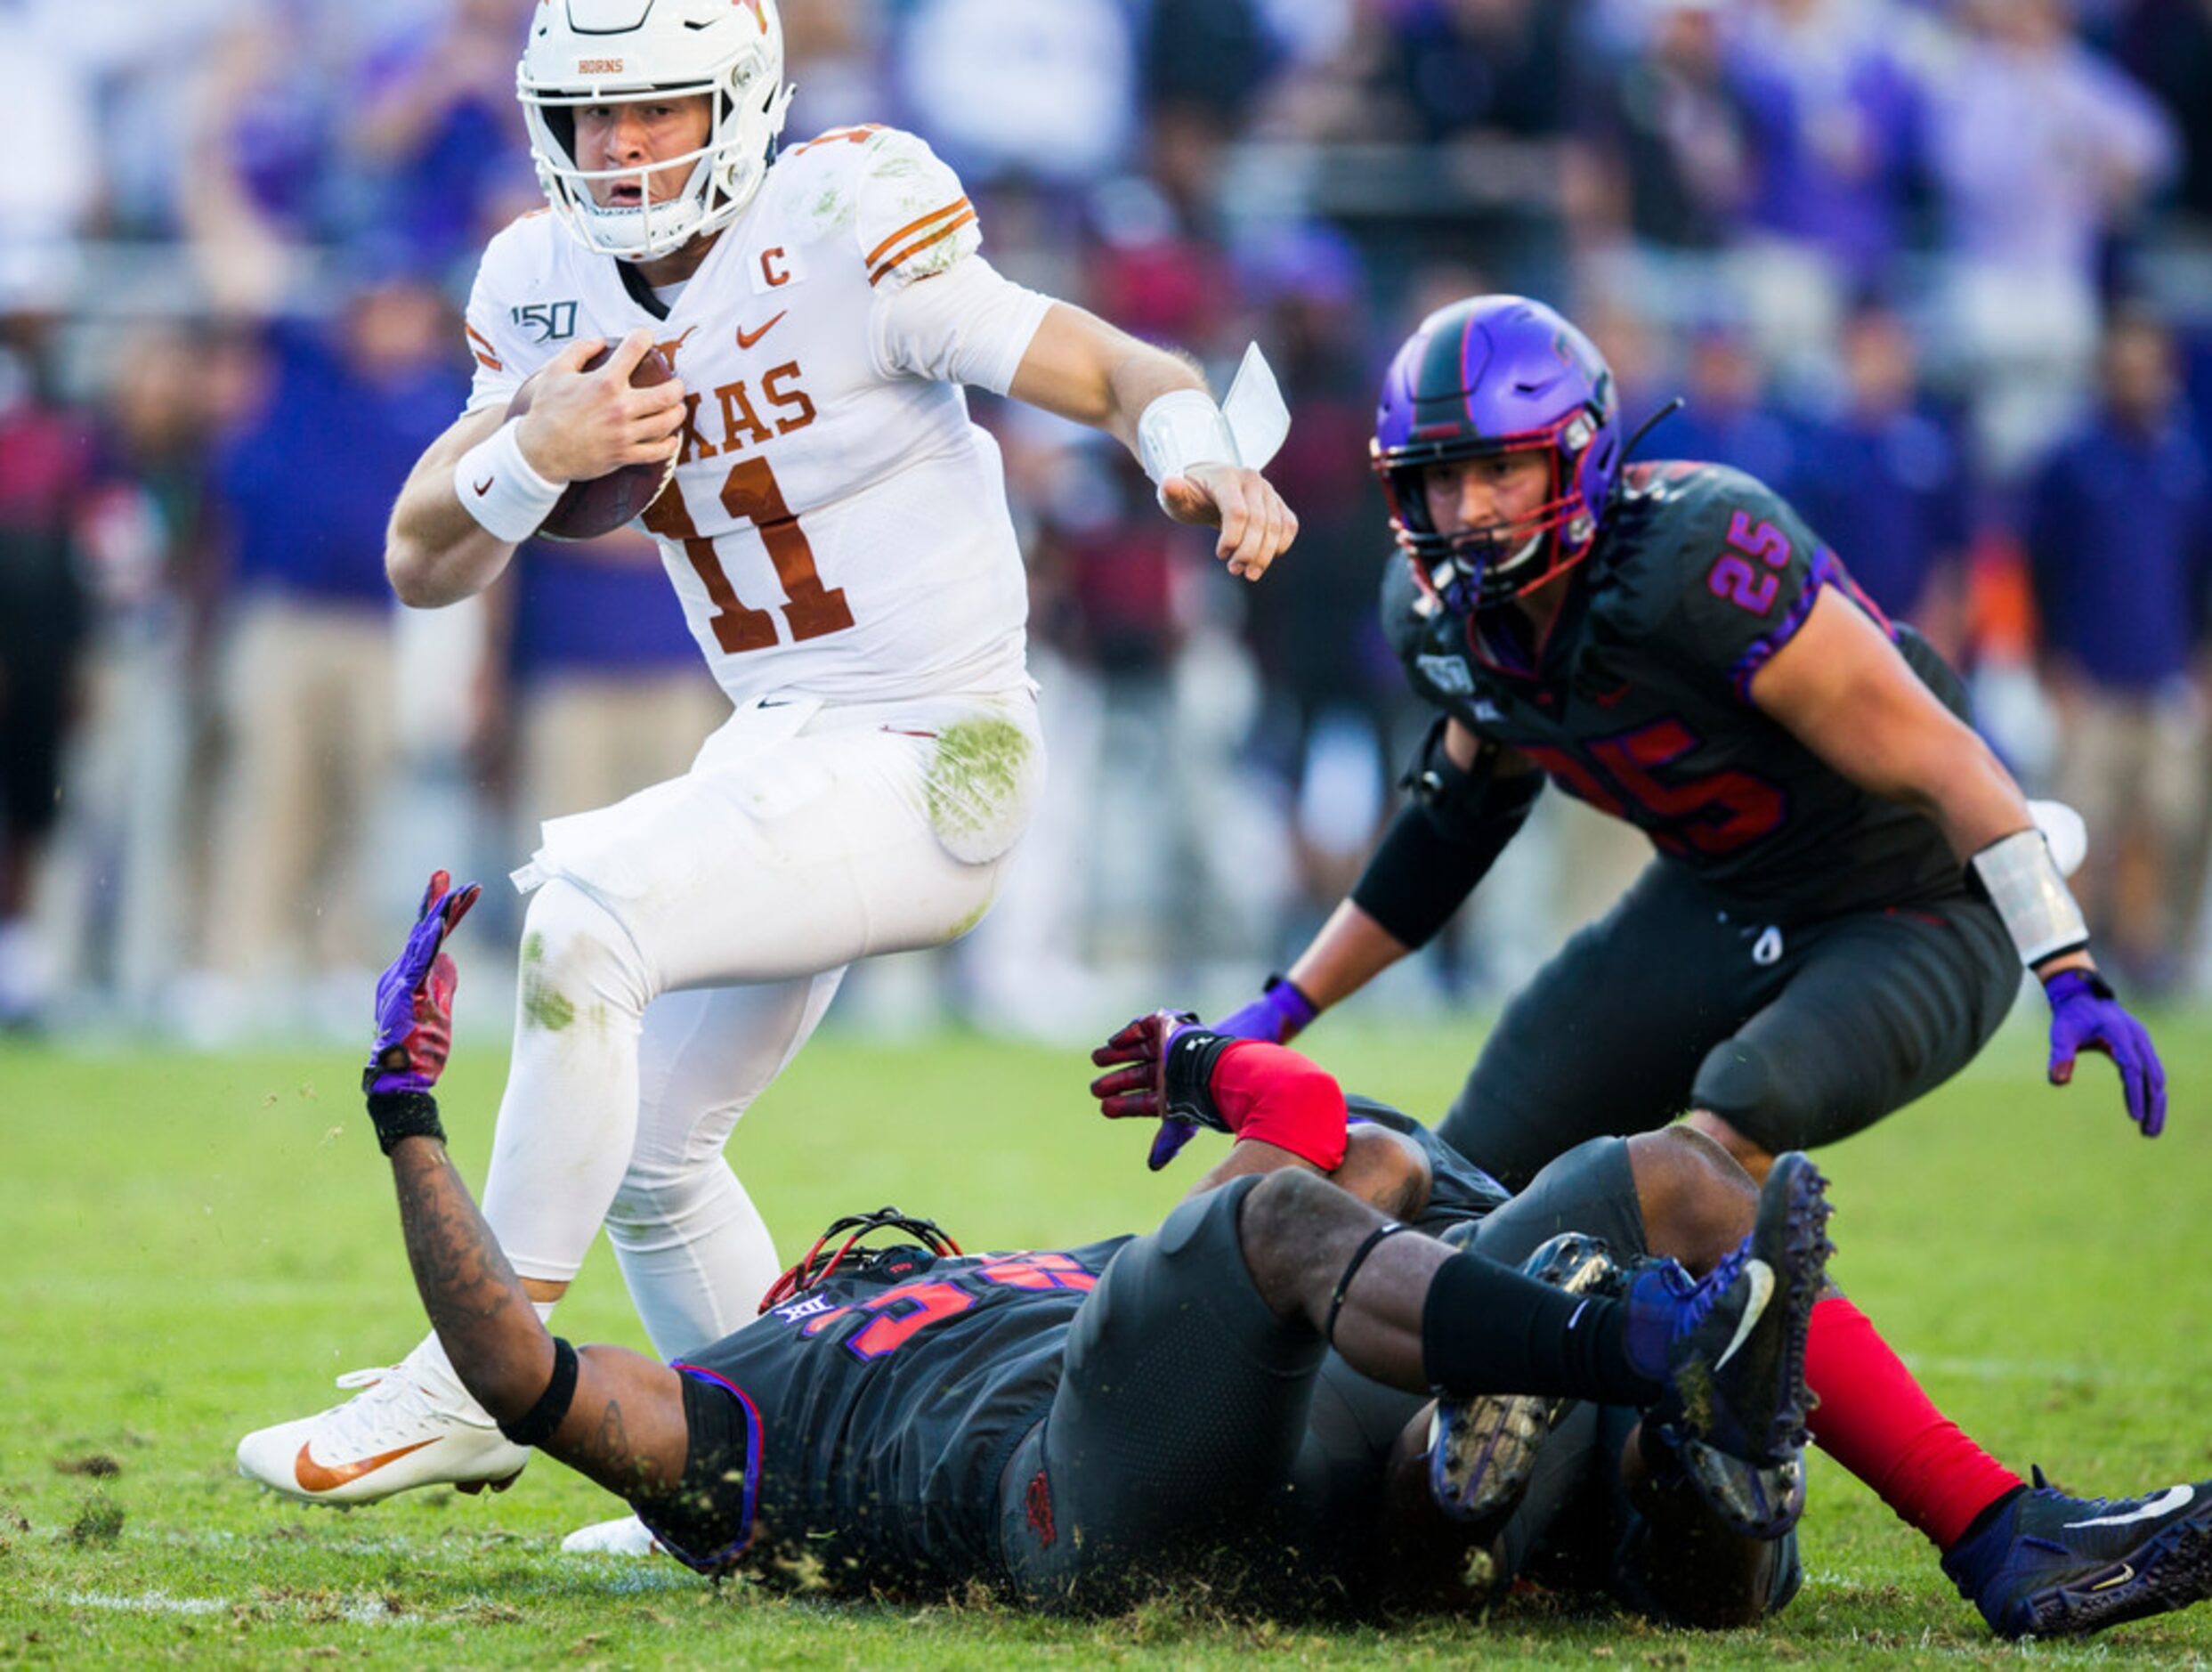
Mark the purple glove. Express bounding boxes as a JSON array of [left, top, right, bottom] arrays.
[[1149, 978, 1319, 1169], [2045, 968, 2167, 1137], [366, 870, 482, 1098], [1210, 975, 1319, 1044]]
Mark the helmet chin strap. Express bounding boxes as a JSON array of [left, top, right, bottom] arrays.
[[1431, 527, 1545, 614]]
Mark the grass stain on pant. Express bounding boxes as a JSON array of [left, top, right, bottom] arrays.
[[518, 930, 575, 1033], [925, 718, 1033, 863]]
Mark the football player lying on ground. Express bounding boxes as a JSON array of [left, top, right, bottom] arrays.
[[350, 873, 1833, 1621], [342, 875, 2212, 1636]]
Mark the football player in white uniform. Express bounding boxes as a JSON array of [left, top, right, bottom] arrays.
[[237, 0, 1298, 1506]]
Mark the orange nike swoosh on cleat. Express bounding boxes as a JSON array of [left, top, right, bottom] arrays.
[[474, 477, 495, 496], [735, 312, 788, 351], [293, 1438, 438, 1494]]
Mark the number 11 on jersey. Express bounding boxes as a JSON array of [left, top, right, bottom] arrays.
[[644, 459, 855, 653]]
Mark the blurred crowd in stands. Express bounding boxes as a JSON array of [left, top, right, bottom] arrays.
[[2, 0, 2208, 1040]]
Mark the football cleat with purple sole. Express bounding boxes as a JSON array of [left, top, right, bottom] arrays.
[[1427, 1231, 1617, 1529]]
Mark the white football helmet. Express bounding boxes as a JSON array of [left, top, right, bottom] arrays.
[[518, 0, 795, 263]]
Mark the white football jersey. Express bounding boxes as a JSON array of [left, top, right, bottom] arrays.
[[462, 126, 1050, 708]]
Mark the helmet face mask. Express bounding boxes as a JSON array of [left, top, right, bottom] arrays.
[[1372, 296, 1622, 615], [519, 0, 796, 264]]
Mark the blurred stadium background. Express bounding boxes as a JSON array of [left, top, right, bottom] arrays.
[[2, 0, 2209, 1046]]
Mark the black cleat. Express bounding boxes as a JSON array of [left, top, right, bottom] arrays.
[[1632, 1151, 1833, 1539], [1943, 1467, 2212, 1638]]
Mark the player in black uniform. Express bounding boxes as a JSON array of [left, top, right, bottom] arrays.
[[343, 872, 1844, 1620], [326, 875, 2212, 1640], [1200, 294, 2166, 1191]]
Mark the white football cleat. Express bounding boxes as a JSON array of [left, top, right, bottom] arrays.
[[237, 1365, 530, 1506], [561, 1514, 663, 1558]]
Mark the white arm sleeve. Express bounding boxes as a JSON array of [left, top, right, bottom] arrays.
[[869, 256, 1056, 394]]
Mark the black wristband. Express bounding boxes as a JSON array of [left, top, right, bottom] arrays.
[[1162, 1025, 1239, 1132], [363, 1087, 447, 1156], [498, 1337, 579, 1448]]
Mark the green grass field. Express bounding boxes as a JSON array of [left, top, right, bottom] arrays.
[[4, 1008, 2210, 1668]]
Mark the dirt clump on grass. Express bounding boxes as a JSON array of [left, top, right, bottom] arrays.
[[53, 1454, 122, 1478], [67, 1495, 125, 1546]]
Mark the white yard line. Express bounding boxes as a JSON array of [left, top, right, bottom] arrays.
[[51, 1588, 423, 1627], [59, 1590, 228, 1618]]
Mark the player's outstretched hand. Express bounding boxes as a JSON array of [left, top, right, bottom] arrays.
[[1090, 1009, 1219, 1172], [2044, 968, 2167, 1137], [366, 870, 482, 1099], [1161, 464, 1299, 582]]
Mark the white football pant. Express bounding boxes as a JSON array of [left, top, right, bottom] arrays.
[[465, 690, 1041, 1359]]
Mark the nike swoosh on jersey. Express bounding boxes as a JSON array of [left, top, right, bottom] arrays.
[[1713, 1259, 1775, 1371], [735, 312, 789, 351], [293, 1437, 438, 1494], [2066, 1486, 2195, 1528]]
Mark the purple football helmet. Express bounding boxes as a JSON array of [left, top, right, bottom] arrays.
[[1372, 295, 1623, 613]]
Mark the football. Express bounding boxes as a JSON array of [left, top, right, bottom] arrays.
[[506, 344, 679, 541]]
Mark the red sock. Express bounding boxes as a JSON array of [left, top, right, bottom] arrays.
[[1804, 1295, 2023, 1549]]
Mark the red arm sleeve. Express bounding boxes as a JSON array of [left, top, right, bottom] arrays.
[[1208, 1042, 1349, 1171]]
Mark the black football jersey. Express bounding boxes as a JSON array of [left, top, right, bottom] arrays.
[[674, 1237, 1130, 1592], [1383, 461, 1970, 920]]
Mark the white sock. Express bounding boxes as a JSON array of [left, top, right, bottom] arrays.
[[477, 881, 653, 1280], [606, 977, 843, 1356], [611, 1161, 780, 1357]]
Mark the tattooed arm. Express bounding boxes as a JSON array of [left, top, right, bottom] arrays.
[[386, 1134, 692, 1497]]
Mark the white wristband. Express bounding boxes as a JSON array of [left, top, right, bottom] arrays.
[[1137, 389, 1236, 488], [1972, 827, 2090, 966], [1135, 343, 1293, 508], [455, 420, 563, 544]]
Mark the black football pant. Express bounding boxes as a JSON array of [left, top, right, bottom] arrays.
[[1439, 857, 2020, 1191]]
